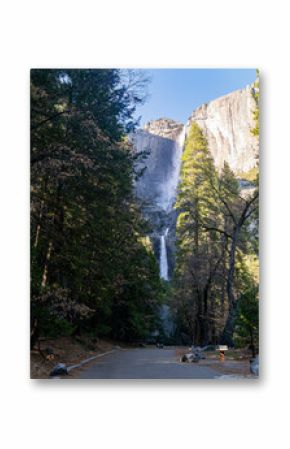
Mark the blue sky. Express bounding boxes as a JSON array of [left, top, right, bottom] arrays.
[[135, 69, 256, 127]]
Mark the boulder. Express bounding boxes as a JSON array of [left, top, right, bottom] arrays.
[[180, 353, 200, 363], [250, 355, 259, 376], [50, 363, 68, 377], [191, 347, 206, 359], [181, 353, 193, 363]]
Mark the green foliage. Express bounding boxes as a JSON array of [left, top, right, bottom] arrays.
[[31, 69, 163, 345], [237, 166, 259, 182], [251, 69, 260, 137], [234, 285, 259, 351], [34, 307, 77, 339], [173, 123, 223, 345], [173, 122, 259, 347]]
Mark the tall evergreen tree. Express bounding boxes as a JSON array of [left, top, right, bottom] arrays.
[[173, 122, 259, 347], [174, 123, 224, 345], [31, 69, 163, 347]]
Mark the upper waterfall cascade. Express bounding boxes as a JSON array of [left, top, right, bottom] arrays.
[[158, 125, 185, 211], [132, 119, 186, 214]]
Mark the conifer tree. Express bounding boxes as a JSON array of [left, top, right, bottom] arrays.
[[173, 122, 259, 347], [31, 69, 163, 346]]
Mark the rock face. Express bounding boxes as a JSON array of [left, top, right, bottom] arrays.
[[132, 118, 185, 213], [131, 85, 258, 283], [131, 84, 258, 340], [131, 119, 185, 282], [186, 85, 259, 174]]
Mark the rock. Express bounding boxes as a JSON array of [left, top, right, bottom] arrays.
[[189, 346, 208, 360], [130, 86, 259, 347], [191, 345, 200, 351], [186, 84, 259, 174], [180, 353, 200, 363], [130, 120, 185, 283], [190, 347, 205, 359], [181, 353, 193, 363], [50, 363, 68, 376], [144, 118, 184, 140], [250, 355, 259, 376], [131, 120, 185, 213]]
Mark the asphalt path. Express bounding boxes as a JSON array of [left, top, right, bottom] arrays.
[[78, 347, 219, 379]]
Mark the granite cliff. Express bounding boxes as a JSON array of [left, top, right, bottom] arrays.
[[132, 119, 185, 213], [131, 119, 185, 279], [132, 84, 259, 280], [186, 84, 258, 174]]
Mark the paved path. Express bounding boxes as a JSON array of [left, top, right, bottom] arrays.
[[78, 348, 219, 379]]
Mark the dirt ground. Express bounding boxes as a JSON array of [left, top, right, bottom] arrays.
[[30, 336, 119, 379]]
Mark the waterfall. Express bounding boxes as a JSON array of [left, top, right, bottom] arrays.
[[159, 125, 186, 212], [159, 228, 175, 337], [159, 228, 169, 280], [158, 127, 185, 280]]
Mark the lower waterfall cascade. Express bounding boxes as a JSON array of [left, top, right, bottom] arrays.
[[159, 228, 175, 337], [159, 228, 169, 281]]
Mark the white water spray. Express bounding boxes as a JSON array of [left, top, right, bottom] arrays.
[[159, 228, 169, 281], [158, 126, 186, 212], [159, 228, 175, 336]]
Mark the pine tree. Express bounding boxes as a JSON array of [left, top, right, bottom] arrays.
[[174, 123, 224, 345], [31, 69, 163, 347], [173, 122, 259, 347]]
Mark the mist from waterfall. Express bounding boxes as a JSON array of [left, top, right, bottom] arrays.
[[159, 228, 175, 337]]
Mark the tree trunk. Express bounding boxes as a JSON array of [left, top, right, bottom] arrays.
[[218, 191, 258, 346], [221, 226, 239, 345], [220, 301, 237, 346], [41, 240, 53, 289], [249, 328, 256, 357], [34, 200, 44, 248], [201, 286, 209, 345]]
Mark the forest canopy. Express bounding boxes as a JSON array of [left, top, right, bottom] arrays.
[[173, 119, 259, 352], [31, 69, 164, 347]]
